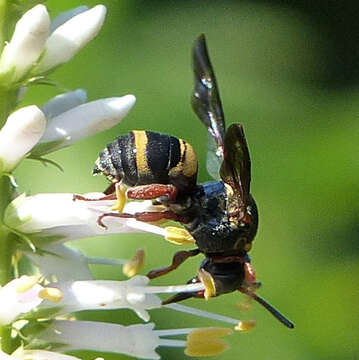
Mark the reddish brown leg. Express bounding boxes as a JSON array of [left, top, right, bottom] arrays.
[[243, 261, 257, 285], [104, 182, 116, 195], [98, 210, 187, 228], [127, 184, 178, 201], [73, 193, 117, 201], [147, 248, 200, 279]]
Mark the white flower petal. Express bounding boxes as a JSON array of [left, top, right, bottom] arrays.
[[12, 349, 83, 360], [37, 95, 136, 154], [4, 193, 161, 242], [0, 5, 50, 82], [41, 89, 87, 119], [40, 320, 161, 359], [50, 6, 89, 33], [43, 276, 161, 321], [26, 244, 92, 282], [0, 106, 46, 172], [36, 5, 106, 73], [0, 350, 14, 360], [0, 276, 43, 325]]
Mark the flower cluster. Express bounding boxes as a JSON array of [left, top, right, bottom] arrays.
[[0, 3, 254, 360]]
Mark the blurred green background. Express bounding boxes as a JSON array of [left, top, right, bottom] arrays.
[[15, 0, 359, 359]]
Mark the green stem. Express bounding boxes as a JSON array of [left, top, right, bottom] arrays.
[[0, 327, 12, 354], [0, 176, 14, 285], [0, 88, 17, 127], [0, 0, 6, 54], [0, 176, 15, 353]]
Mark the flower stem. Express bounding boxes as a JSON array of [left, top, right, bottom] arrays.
[[0, 326, 12, 354], [0, 176, 16, 353], [0, 0, 6, 53], [0, 175, 15, 285], [0, 89, 18, 127]]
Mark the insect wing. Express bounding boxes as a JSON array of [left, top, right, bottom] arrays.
[[206, 132, 222, 180], [191, 34, 226, 178], [220, 123, 251, 211]]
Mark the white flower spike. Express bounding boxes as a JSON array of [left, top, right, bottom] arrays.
[[34, 95, 136, 155], [35, 5, 107, 73], [0, 106, 46, 173], [0, 276, 43, 325], [0, 5, 50, 83]]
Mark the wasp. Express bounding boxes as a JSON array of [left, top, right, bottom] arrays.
[[82, 34, 294, 329]]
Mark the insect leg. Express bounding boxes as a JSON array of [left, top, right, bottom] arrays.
[[147, 248, 200, 279], [127, 184, 178, 201], [73, 182, 127, 213], [97, 210, 187, 228]]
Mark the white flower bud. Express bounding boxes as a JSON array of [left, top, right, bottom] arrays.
[[0, 5, 50, 82], [0, 106, 46, 172], [41, 89, 87, 119], [50, 6, 89, 33], [34, 95, 135, 155], [35, 5, 106, 73]]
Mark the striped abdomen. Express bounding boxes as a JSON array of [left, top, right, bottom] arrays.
[[93, 130, 198, 192]]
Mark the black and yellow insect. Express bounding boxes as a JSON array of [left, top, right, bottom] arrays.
[[93, 130, 198, 192], [87, 34, 294, 329]]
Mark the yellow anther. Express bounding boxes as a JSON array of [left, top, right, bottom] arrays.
[[164, 227, 195, 245], [185, 327, 233, 357], [234, 319, 256, 332], [111, 182, 126, 213], [123, 248, 145, 277], [198, 268, 216, 300], [38, 287, 63, 303], [16, 275, 40, 293]]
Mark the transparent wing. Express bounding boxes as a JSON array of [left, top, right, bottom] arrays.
[[220, 123, 251, 214], [206, 132, 222, 180], [191, 34, 226, 179]]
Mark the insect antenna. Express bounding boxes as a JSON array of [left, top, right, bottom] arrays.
[[240, 288, 294, 329]]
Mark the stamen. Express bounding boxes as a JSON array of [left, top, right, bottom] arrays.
[[235, 320, 256, 332], [86, 257, 127, 265], [164, 227, 195, 245], [164, 303, 240, 326], [185, 327, 233, 357], [123, 248, 145, 277], [141, 282, 205, 294], [159, 339, 186, 347], [16, 275, 40, 293], [125, 219, 167, 236], [39, 287, 63, 303], [198, 269, 216, 300], [156, 328, 195, 337]]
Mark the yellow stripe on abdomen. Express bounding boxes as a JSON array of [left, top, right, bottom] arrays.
[[133, 130, 150, 176]]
